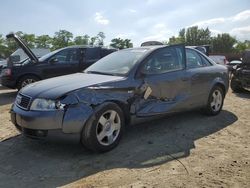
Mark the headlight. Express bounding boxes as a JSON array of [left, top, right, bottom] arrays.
[[30, 98, 56, 111]]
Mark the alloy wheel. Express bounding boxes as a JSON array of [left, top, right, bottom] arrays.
[[210, 90, 223, 112], [96, 110, 121, 146], [21, 79, 36, 88]]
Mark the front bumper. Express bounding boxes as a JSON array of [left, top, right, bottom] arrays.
[[10, 103, 94, 135], [11, 104, 63, 130]]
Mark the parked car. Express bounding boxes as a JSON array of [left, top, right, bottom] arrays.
[[226, 60, 242, 72], [209, 55, 229, 65], [10, 44, 229, 152], [0, 33, 116, 90], [231, 50, 250, 92]]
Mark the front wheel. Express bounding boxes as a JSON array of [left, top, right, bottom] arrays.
[[81, 102, 125, 152], [205, 86, 224, 116], [17, 75, 39, 90]]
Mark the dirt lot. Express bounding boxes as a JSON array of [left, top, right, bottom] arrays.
[[0, 85, 249, 188]]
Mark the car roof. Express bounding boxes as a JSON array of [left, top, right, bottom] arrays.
[[61, 45, 117, 50], [128, 45, 168, 50]]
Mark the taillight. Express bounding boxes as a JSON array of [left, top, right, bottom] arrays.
[[224, 59, 227, 65], [2, 68, 12, 76]]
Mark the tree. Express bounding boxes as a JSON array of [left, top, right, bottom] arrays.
[[0, 34, 7, 58], [74, 35, 90, 45], [168, 36, 184, 45], [35, 35, 51, 48], [110, 38, 133, 49], [168, 27, 210, 45], [199, 27, 211, 45], [5, 36, 19, 57], [97, 32, 105, 46], [185, 26, 211, 45], [234, 40, 250, 53], [22, 34, 36, 48], [52, 30, 73, 50], [211, 33, 236, 53], [15, 31, 36, 48], [168, 28, 186, 45], [89, 36, 97, 45], [179, 28, 185, 42]]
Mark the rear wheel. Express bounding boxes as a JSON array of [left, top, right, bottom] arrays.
[[205, 86, 224, 116], [17, 75, 39, 90], [81, 102, 125, 152], [230, 76, 243, 93]]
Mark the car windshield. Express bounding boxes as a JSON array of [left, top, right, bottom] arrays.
[[38, 49, 61, 61], [85, 48, 149, 76]]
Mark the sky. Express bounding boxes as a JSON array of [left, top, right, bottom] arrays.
[[1, 0, 250, 46]]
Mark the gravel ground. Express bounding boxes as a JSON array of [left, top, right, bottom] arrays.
[[0, 86, 249, 188]]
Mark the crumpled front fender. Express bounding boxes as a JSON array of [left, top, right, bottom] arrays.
[[62, 88, 135, 133], [62, 103, 94, 133]]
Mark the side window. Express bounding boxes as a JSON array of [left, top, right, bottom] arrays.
[[200, 54, 213, 66], [85, 48, 100, 61], [142, 46, 185, 74], [186, 49, 204, 69], [50, 49, 79, 64]]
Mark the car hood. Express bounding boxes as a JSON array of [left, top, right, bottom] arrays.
[[20, 73, 125, 99], [6, 33, 39, 63]]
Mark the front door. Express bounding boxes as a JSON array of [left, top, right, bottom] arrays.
[[135, 45, 190, 116], [43, 48, 80, 78]]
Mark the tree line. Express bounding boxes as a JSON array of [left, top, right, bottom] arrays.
[[0, 26, 249, 59], [167, 26, 250, 54], [0, 30, 133, 58]]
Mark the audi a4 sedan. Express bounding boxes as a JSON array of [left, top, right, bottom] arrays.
[[11, 44, 229, 152]]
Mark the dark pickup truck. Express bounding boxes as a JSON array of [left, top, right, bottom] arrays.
[[0, 33, 116, 90]]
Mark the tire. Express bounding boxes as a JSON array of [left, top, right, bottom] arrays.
[[17, 75, 39, 90], [205, 86, 224, 116], [230, 76, 243, 93], [81, 102, 125, 152]]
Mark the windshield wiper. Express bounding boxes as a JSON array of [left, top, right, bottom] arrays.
[[85, 71, 117, 76]]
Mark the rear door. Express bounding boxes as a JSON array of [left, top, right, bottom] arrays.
[[185, 48, 215, 107], [135, 45, 191, 116]]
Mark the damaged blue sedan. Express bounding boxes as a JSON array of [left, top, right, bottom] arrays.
[[11, 44, 229, 152]]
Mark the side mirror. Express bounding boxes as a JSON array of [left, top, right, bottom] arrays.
[[49, 57, 58, 64]]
